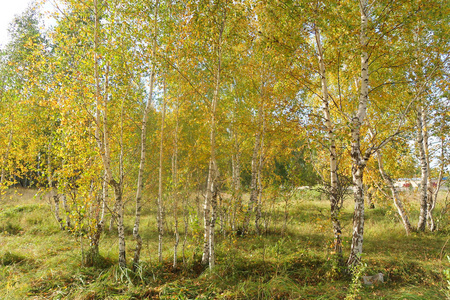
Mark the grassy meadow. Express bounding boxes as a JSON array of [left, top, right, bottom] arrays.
[[0, 187, 449, 299]]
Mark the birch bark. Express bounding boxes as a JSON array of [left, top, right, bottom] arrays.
[[0, 128, 13, 188], [347, 0, 370, 267], [85, 174, 107, 266], [373, 147, 413, 235], [157, 81, 167, 263], [133, 0, 159, 270], [422, 108, 437, 231], [201, 13, 225, 268], [255, 111, 265, 235], [47, 139, 64, 230], [62, 193, 71, 229], [243, 106, 262, 233], [231, 126, 241, 232], [416, 105, 428, 232], [428, 138, 445, 232], [313, 24, 342, 257], [172, 101, 180, 269], [93, 0, 126, 268]]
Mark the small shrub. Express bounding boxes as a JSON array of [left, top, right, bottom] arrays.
[[298, 187, 322, 201], [325, 253, 346, 280], [0, 251, 26, 265]]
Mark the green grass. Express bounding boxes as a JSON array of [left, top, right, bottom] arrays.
[[0, 187, 449, 299]]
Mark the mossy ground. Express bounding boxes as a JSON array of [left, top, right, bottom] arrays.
[[0, 187, 448, 299]]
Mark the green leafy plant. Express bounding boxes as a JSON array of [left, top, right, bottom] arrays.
[[345, 261, 367, 300], [444, 256, 450, 299]]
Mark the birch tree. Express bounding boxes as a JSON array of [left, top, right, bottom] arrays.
[[313, 19, 343, 258], [371, 136, 413, 235], [132, 0, 160, 270], [346, 0, 371, 266], [415, 106, 429, 232], [201, 6, 226, 269]]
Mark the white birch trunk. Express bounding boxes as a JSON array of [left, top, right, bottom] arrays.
[[373, 147, 413, 235], [0, 128, 13, 188], [133, 0, 159, 270], [53, 195, 63, 229], [99, 174, 107, 232], [61, 194, 71, 229], [255, 114, 265, 235], [117, 96, 126, 268], [86, 174, 107, 266], [157, 81, 167, 263], [172, 102, 180, 269], [428, 138, 445, 232], [243, 108, 262, 233], [366, 186, 375, 209], [416, 106, 428, 232], [115, 185, 126, 267], [209, 182, 218, 269], [231, 127, 241, 232], [314, 24, 343, 257], [202, 162, 213, 265], [347, 0, 369, 267], [182, 188, 189, 264], [93, 0, 126, 268], [47, 140, 63, 230], [202, 16, 225, 268], [109, 202, 117, 232], [422, 108, 436, 231]]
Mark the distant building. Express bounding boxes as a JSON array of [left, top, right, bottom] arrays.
[[394, 177, 448, 190]]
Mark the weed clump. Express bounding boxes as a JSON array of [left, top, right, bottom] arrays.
[[0, 251, 26, 265], [0, 222, 23, 235], [83, 251, 115, 269], [0, 204, 40, 217]]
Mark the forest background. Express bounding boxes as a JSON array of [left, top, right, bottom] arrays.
[[0, 0, 449, 299]]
